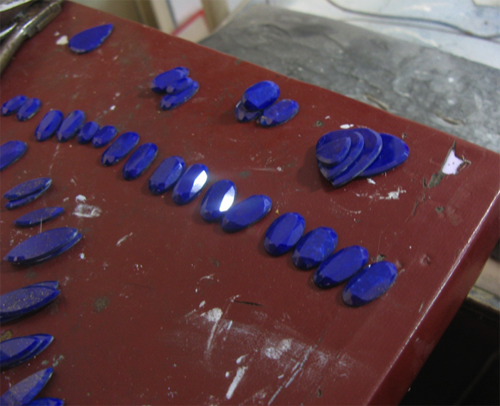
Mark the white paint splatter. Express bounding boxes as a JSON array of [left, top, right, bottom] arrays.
[[199, 301, 206, 308], [116, 232, 133, 246], [367, 178, 376, 184], [110, 105, 116, 111], [73, 204, 102, 218], [226, 366, 248, 400], [325, 115, 331, 120], [340, 124, 354, 129], [79, 253, 85, 260], [56, 35, 68, 45], [70, 179, 77, 186], [75, 195, 86, 203], [202, 308, 223, 355], [264, 339, 292, 360], [225, 371, 231, 378], [442, 148, 464, 175], [54, 31, 60, 36], [199, 274, 214, 281], [236, 354, 247, 364], [380, 187, 406, 200]]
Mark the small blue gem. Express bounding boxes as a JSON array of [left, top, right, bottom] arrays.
[[0, 284, 60, 321], [359, 133, 409, 177], [200, 180, 237, 222], [167, 77, 195, 94], [16, 98, 41, 121], [313, 245, 369, 288], [150, 67, 189, 93], [343, 261, 397, 307], [0, 336, 40, 368], [241, 81, 280, 111], [1, 95, 27, 116], [4, 178, 52, 201], [27, 398, 65, 406], [35, 110, 63, 141], [148, 156, 185, 195], [122, 143, 158, 180], [259, 99, 299, 127], [31, 281, 60, 290], [92, 125, 118, 148], [0, 368, 53, 406], [68, 23, 114, 54], [14, 207, 64, 227], [0, 140, 27, 171], [23, 233, 82, 266], [77, 121, 100, 144], [234, 100, 262, 123], [264, 212, 305, 256], [292, 227, 338, 270], [172, 164, 209, 205], [317, 132, 364, 181], [101, 131, 140, 166], [57, 110, 86, 142], [221, 195, 272, 233], [160, 81, 199, 110], [316, 136, 351, 166], [5, 185, 51, 210]]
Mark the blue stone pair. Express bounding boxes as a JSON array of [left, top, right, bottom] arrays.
[[0, 140, 28, 171], [150, 67, 199, 110], [1, 95, 41, 121], [0, 334, 54, 369], [3, 178, 52, 210]]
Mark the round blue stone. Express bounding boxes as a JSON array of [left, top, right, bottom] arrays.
[[160, 81, 199, 110], [0, 140, 27, 172], [16, 98, 41, 121], [316, 136, 351, 166], [200, 180, 237, 222], [148, 156, 186, 195], [150, 67, 189, 93], [1, 95, 27, 116], [264, 212, 305, 256], [292, 227, 338, 270], [92, 125, 118, 148], [221, 195, 272, 233], [234, 100, 262, 123], [241, 81, 280, 111], [57, 110, 86, 142], [77, 121, 100, 144], [68, 24, 114, 54], [167, 77, 195, 94], [122, 143, 158, 180], [14, 207, 64, 227], [35, 110, 63, 141], [359, 133, 409, 177], [0, 368, 53, 406], [101, 131, 140, 166], [4, 178, 52, 201], [343, 261, 397, 307], [258, 99, 299, 127], [172, 164, 209, 205]]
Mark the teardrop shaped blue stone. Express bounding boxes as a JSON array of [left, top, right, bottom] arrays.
[[241, 81, 280, 111], [0, 368, 53, 406], [172, 164, 209, 205], [16, 98, 41, 121], [0, 336, 40, 368], [259, 99, 299, 127], [92, 125, 117, 148], [343, 261, 397, 306], [150, 67, 189, 93], [4, 178, 52, 200], [200, 180, 237, 222], [221, 195, 272, 233], [0, 285, 60, 320], [317, 132, 364, 181], [264, 212, 305, 256], [359, 133, 409, 177], [316, 136, 351, 166], [5, 184, 51, 210], [292, 227, 338, 270], [77, 121, 100, 144], [101, 131, 140, 166], [14, 207, 64, 227], [122, 143, 158, 180], [234, 100, 262, 123], [35, 110, 63, 141], [167, 77, 195, 94], [160, 81, 199, 110], [148, 156, 185, 195], [0, 141, 27, 171], [68, 23, 114, 54], [57, 110, 86, 142], [1, 95, 27, 116]]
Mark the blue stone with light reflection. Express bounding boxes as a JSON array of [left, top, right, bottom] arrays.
[[14, 207, 64, 227], [0, 367, 53, 406], [1, 95, 27, 116], [4, 178, 52, 201], [200, 180, 236, 222], [221, 195, 272, 233], [35, 110, 63, 141], [316, 136, 351, 166], [56, 110, 86, 142], [241, 81, 279, 111], [17, 98, 41, 121], [258, 99, 299, 127], [264, 212, 305, 256], [0, 283, 60, 320], [0, 141, 27, 172], [172, 164, 209, 205], [122, 143, 158, 180], [148, 156, 185, 195], [292, 227, 338, 270], [150, 67, 189, 93], [92, 125, 117, 148], [167, 77, 194, 94], [359, 133, 409, 177], [0, 334, 53, 369], [160, 81, 199, 110], [234, 100, 262, 123], [77, 121, 100, 144], [5, 185, 51, 210], [101, 131, 140, 166], [68, 24, 114, 54]]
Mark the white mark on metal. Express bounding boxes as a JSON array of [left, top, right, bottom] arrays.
[[236, 354, 247, 364], [199, 301, 206, 308], [340, 124, 354, 129], [79, 253, 85, 260], [202, 308, 223, 354], [380, 187, 406, 200], [110, 105, 116, 111], [264, 339, 292, 360], [73, 204, 102, 218], [75, 195, 86, 203], [441, 148, 465, 175], [199, 274, 214, 281], [116, 232, 133, 246], [56, 35, 68, 45], [226, 366, 248, 400], [367, 178, 376, 184]]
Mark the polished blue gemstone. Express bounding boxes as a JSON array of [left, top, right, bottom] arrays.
[[31, 281, 60, 290], [24, 233, 82, 266], [234, 100, 262, 123], [0, 335, 40, 368], [313, 245, 369, 288], [27, 398, 65, 406], [292, 227, 338, 270], [0, 140, 27, 171], [316, 136, 351, 166], [264, 212, 305, 256], [259, 99, 299, 127], [35, 110, 63, 141], [150, 67, 189, 93], [5, 184, 51, 210], [56, 110, 86, 142], [4, 178, 52, 200], [343, 261, 397, 306], [359, 133, 409, 177], [1, 95, 27, 116], [172, 164, 209, 205], [0, 285, 60, 321], [14, 207, 64, 227], [160, 81, 199, 110], [16, 98, 41, 121], [92, 125, 117, 148], [122, 143, 158, 180], [317, 132, 364, 181], [68, 23, 113, 54], [101, 132, 140, 166], [221, 195, 272, 233], [148, 156, 185, 195], [200, 180, 237, 222], [167, 77, 195, 94], [77, 121, 100, 144], [0, 368, 53, 406], [241, 81, 280, 111]]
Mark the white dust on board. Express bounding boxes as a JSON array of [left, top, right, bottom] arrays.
[[73, 195, 102, 218], [116, 232, 133, 246]]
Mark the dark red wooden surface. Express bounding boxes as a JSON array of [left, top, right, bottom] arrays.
[[1, 3, 499, 405]]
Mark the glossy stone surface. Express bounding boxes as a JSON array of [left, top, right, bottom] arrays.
[[1, 95, 27, 116], [32, 281, 60, 290], [122, 143, 158, 180], [68, 23, 113, 53], [77, 121, 100, 144], [200, 180, 237, 222], [0, 336, 39, 368], [167, 77, 194, 94], [221, 195, 272, 233], [56, 110, 86, 142], [172, 164, 209, 205], [101, 132, 140, 166], [313, 245, 369, 288], [234, 100, 262, 123], [316, 136, 351, 166], [92, 125, 117, 148], [241, 81, 279, 111], [292, 227, 338, 270], [150, 67, 189, 93], [264, 212, 305, 256], [359, 133, 410, 177], [25, 233, 82, 266], [343, 261, 397, 306], [0, 140, 27, 171], [16, 98, 41, 121], [0, 285, 60, 321], [4, 178, 52, 200], [5, 184, 51, 210], [259, 99, 299, 127], [160, 81, 199, 110], [35, 110, 63, 142], [27, 398, 65, 406], [148, 156, 185, 195], [0, 368, 53, 406], [14, 207, 64, 227]]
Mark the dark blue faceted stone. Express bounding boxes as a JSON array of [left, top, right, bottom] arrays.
[[31, 281, 59, 290], [316, 136, 351, 166], [317, 130, 364, 178], [200, 180, 237, 222], [14, 207, 64, 227], [343, 261, 397, 306], [359, 133, 410, 177], [1, 95, 27, 116], [241, 81, 280, 111], [101, 131, 140, 166], [92, 125, 117, 148], [264, 212, 305, 256], [16, 98, 41, 121], [68, 23, 113, 54], [4, 178, 52, 201], [148, 156, 185, 195], [24, 233, 82, 266], [0, 140, 27, 171], [167, 77, 194, 94], [221, 195, 272, 233], [172, 164, 209, 205], [27, 398, 65, 406], [259, 99, 299, 127], [35, 110, 63, 141], [56, 110, 86, 142], [0, 336, 39, 368], [292, 227, 338, 270], [313, 245, 369, 288], [122, 143, 158, 180], [160, 81, 199, 110], [150, 67, 189, 93], [0, 368, 53, 406], [5, 184, 51, 210], [234, 100, 262, 123], [77, 121, 100, 144], [0, 285, 60, 321]]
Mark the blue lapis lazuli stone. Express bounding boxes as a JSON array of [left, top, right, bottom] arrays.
[[16, 98, 41, 121], [122, 143, 158, 180], [167, 77, 194, 94], [150, 67, 189, 93], [92, 125, 118, 148], [5, 185, 51, 210], [313, 245, 369, 288], [35, 110, 63, 141], [0, 336, 39, 368], [259, 99, 299, 127], [1, 95, 27, 116], [0, 368, 53, 406], [292, 227, 338, 270], [359, 133, 409, 177], [56, 110, 86, 142], [101, 131, 140, 166], [4, 178, 52, 201], [0, 284, 60, 321], [234, 100, 262, 123], [317, 132, 364, 181], [77, 121, 100, 144], [264, 212, 305, 256], [241, 81, 280, 111], [160, 81, 199, 110], [200, 180, 237, 222], [316, 136, 351, 166], [25, 233, 82, 266], [343, 261, 397, 307], [148, 156, 185, 195], [221, 195, 272, 233], [0, 141, 27, 171], [172, 164, 209, 205], [27, 398, 65, 406], [68, 23, 114, 54], [14, 207, 64, 227], [32, 281, 60, 290]]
